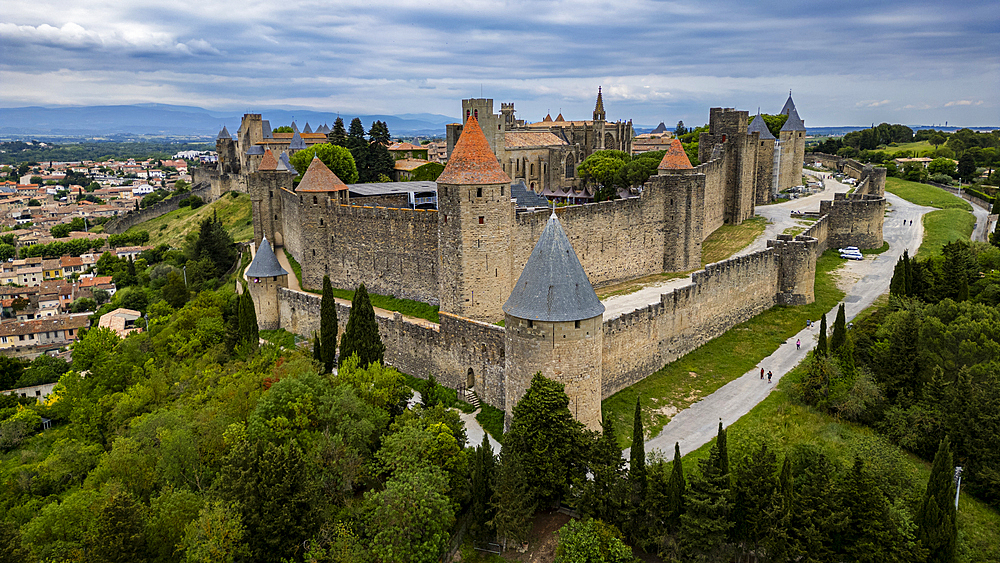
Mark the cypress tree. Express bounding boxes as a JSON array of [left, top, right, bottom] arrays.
[[312, 333, 321, 363], [667, 442, 686, 532], [992, 214, 1000, 248], [580, 415, 626, 527], [678, 424, 733, 561], [830, 303, 847, 352], [237, 290, 258, 349], [490, 449, 535, 551], [917, 437, 957, 563], [715, 420, 729, 482], [732, 443, 779, 560], [817, 313, 828, 358], [338, 283, 385, 368], [470, 433, 497, 542], [328, 117, 347, 147], [889, 256, 908, 296], [903, 249, 913, 296], [320, 275, 337, 373], [422, 375, 440, 408], [630, 397, 647, 497]]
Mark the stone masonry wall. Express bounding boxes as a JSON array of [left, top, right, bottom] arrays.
[[601, 248, 781, 397], [819, 193, 886, 250], [277, 288, 507, 408]]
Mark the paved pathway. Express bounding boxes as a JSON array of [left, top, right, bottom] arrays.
[[635, 192, 934, 457]]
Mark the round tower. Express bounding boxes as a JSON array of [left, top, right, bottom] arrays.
[[503, 212, 605, 432], [437, 115, 513, 322], [245, 237, 289, 331]]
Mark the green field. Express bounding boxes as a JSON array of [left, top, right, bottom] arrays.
[[885, 177, 972, 211], [879, 140, 934, 155], [126, 192, 254, 248], [675, 362, 1000, 563], [602, 250, 846, 447], [919, 209, 977, 257]]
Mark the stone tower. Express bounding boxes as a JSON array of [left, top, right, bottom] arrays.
[[777, 94, 806, 191], [216, 126, 240, 175], [248, 149, 294, 248], [593, 87, 606, 149], [747, 112, 776, 204], [295, 156, 350, 289], [503, 211, 606, 432], [437, 115, 514, 323], [246, 237, 289, 331], [461, 98, 503, 154]]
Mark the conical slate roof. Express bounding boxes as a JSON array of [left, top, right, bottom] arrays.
[[780, 107, 805, 132], [503, 212, 605, 322], [652, 122, 667, 134], [658, 138, 693, 170], [262, 120, 273, 139], [316, 123, 330, 134], [296, 156, 347, 192], [217, 126, 231, 140], [276, 152, 294, 172], [291, 122, 299, 132], [246, 237, 288, 278], [288, 130, 307, 150], [436, 115, 510, 185], [303, 122, 313, 134], [258, 149, 278, 171], [780, 93, 796, 116], [748, 113, 775, 140], [511, 179, 548, 208]]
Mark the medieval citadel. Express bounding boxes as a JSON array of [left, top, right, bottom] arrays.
[[222, 92, 887, 430]]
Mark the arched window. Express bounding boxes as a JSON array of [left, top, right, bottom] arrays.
[[604, 133, 615, 149], [467, 368, 475, 388], [565, 153, 575, 178]]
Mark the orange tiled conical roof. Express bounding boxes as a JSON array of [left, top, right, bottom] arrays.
[[658, 138, 693, 170], [258, 149, 278, 171], [437, 116, 510, 185], [296, 156, 347, 192]]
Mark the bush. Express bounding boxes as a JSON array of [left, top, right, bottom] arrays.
[[930, 173, 955, 185], [555, 518, 633, 563]]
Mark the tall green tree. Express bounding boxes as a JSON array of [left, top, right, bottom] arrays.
[[469, 433, 498, 542], [91, 490, 149, 563], [678, 422, 733, 562], [786, 446, 840, 562], [504, 373, 587, 508], [289, 143, 359, 184], [630, 397, 647, 499], [237, 290, 258, 350], [365, 465, 455, 563], [328, 116, 347, 147], [817, 313, 828, 357], [338, 283, 385, 368], [320, 275, 338, 373], [161, 270, 189, 309], [917, 437, 957, 563], [580, 416, 626, 528], [831, 303, 847, 352], [732, 443, 779, 560], [491, 449, 535, 551], [668, 442, 686, 532]]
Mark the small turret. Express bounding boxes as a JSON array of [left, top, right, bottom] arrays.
[[246, 237, 289, 331]]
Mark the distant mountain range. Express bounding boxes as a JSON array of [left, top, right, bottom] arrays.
[[0, 104, 459, 138]]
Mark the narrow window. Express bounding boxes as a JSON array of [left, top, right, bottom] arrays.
[[479, 216, 484, 224], [500, 186, 504, 196], [312, 249, 316, 256], [274, 214, 278, 220], [269, 190, 273, 198], [319, 218, 324, 226], [477, 187, 482, 197], [575, 320, 581, 329], [313, 195, 318, 204]]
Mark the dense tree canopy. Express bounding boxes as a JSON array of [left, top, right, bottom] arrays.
[[289, 143, 359, 184]]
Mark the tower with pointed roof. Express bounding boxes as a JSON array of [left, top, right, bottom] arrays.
[[437, 115, 514, 322], [245, 236, 289, 330], [777, 94, 806, 192], [747, 112, 777, 204], [216, 125, 241, 176], [248, 149, 295, 248], [293, 155, 351, 289], [503, 211, 605, 431]]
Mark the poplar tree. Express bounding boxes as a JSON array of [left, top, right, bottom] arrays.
[[320, 276, 337, 373], [830, 303, 847, 352], [917, 437, 957, 563], [491, 450, 535, 550], [237, 290, 258, 349], [889, 255, 908, 296], [338, 283, 385, 368], [817, 313, 828, 357], [630, 397, 647, 498]]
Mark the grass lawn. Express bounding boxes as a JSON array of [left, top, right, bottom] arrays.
[[879, 140, 934, 155], [603, 249, 846, 448], [701, 216, 768, 266], [919, 209, 976, 257], [127, 192, 254, 247], [885, 177, 972, 211], [284, 249, 440, 323], [676, 363, 1000, 563], [476, 403, 505, 444]]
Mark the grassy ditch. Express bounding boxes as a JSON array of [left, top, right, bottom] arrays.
[[603, 249, 845, 448], [886, 177, 972, 211], [284, 249, 440, 324], [701, 216, 768, 266]]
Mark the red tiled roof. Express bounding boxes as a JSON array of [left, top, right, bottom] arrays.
[[436, 116, 510, 185], [258, 149, 278, 171], [295, 156, 347, 192], [658, 139, 693, 170]]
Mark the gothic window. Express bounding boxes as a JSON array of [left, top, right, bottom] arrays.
[[605, 133, 614, 149], [530, 163, 534, 175], [565, 153, 576, 178], [474, 109, 478, 118]]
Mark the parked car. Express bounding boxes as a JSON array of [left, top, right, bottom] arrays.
[[840, 252, 863, 260], [839, 247, 859, 253]]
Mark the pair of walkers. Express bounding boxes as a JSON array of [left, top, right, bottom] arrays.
[[759, 367, 772, 383]]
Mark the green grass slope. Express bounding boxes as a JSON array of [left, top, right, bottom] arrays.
[[126, 192, 253, 248]]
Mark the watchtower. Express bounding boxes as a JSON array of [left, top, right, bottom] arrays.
[[437, 115, 513, 323], [295, 156, 350, 289], [248, 149, 294, 248], [502, 211, 605, 431], [246, 237, 289, 331]]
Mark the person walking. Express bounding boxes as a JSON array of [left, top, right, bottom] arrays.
[[796, 338, 801, 350], [767, 371, 773, 384], [760, 367, 765, 380]]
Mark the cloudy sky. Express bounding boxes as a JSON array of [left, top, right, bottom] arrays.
[[1, 0, 997, 127]]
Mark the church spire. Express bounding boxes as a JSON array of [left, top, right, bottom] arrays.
[[593, 86, 606, 121]]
